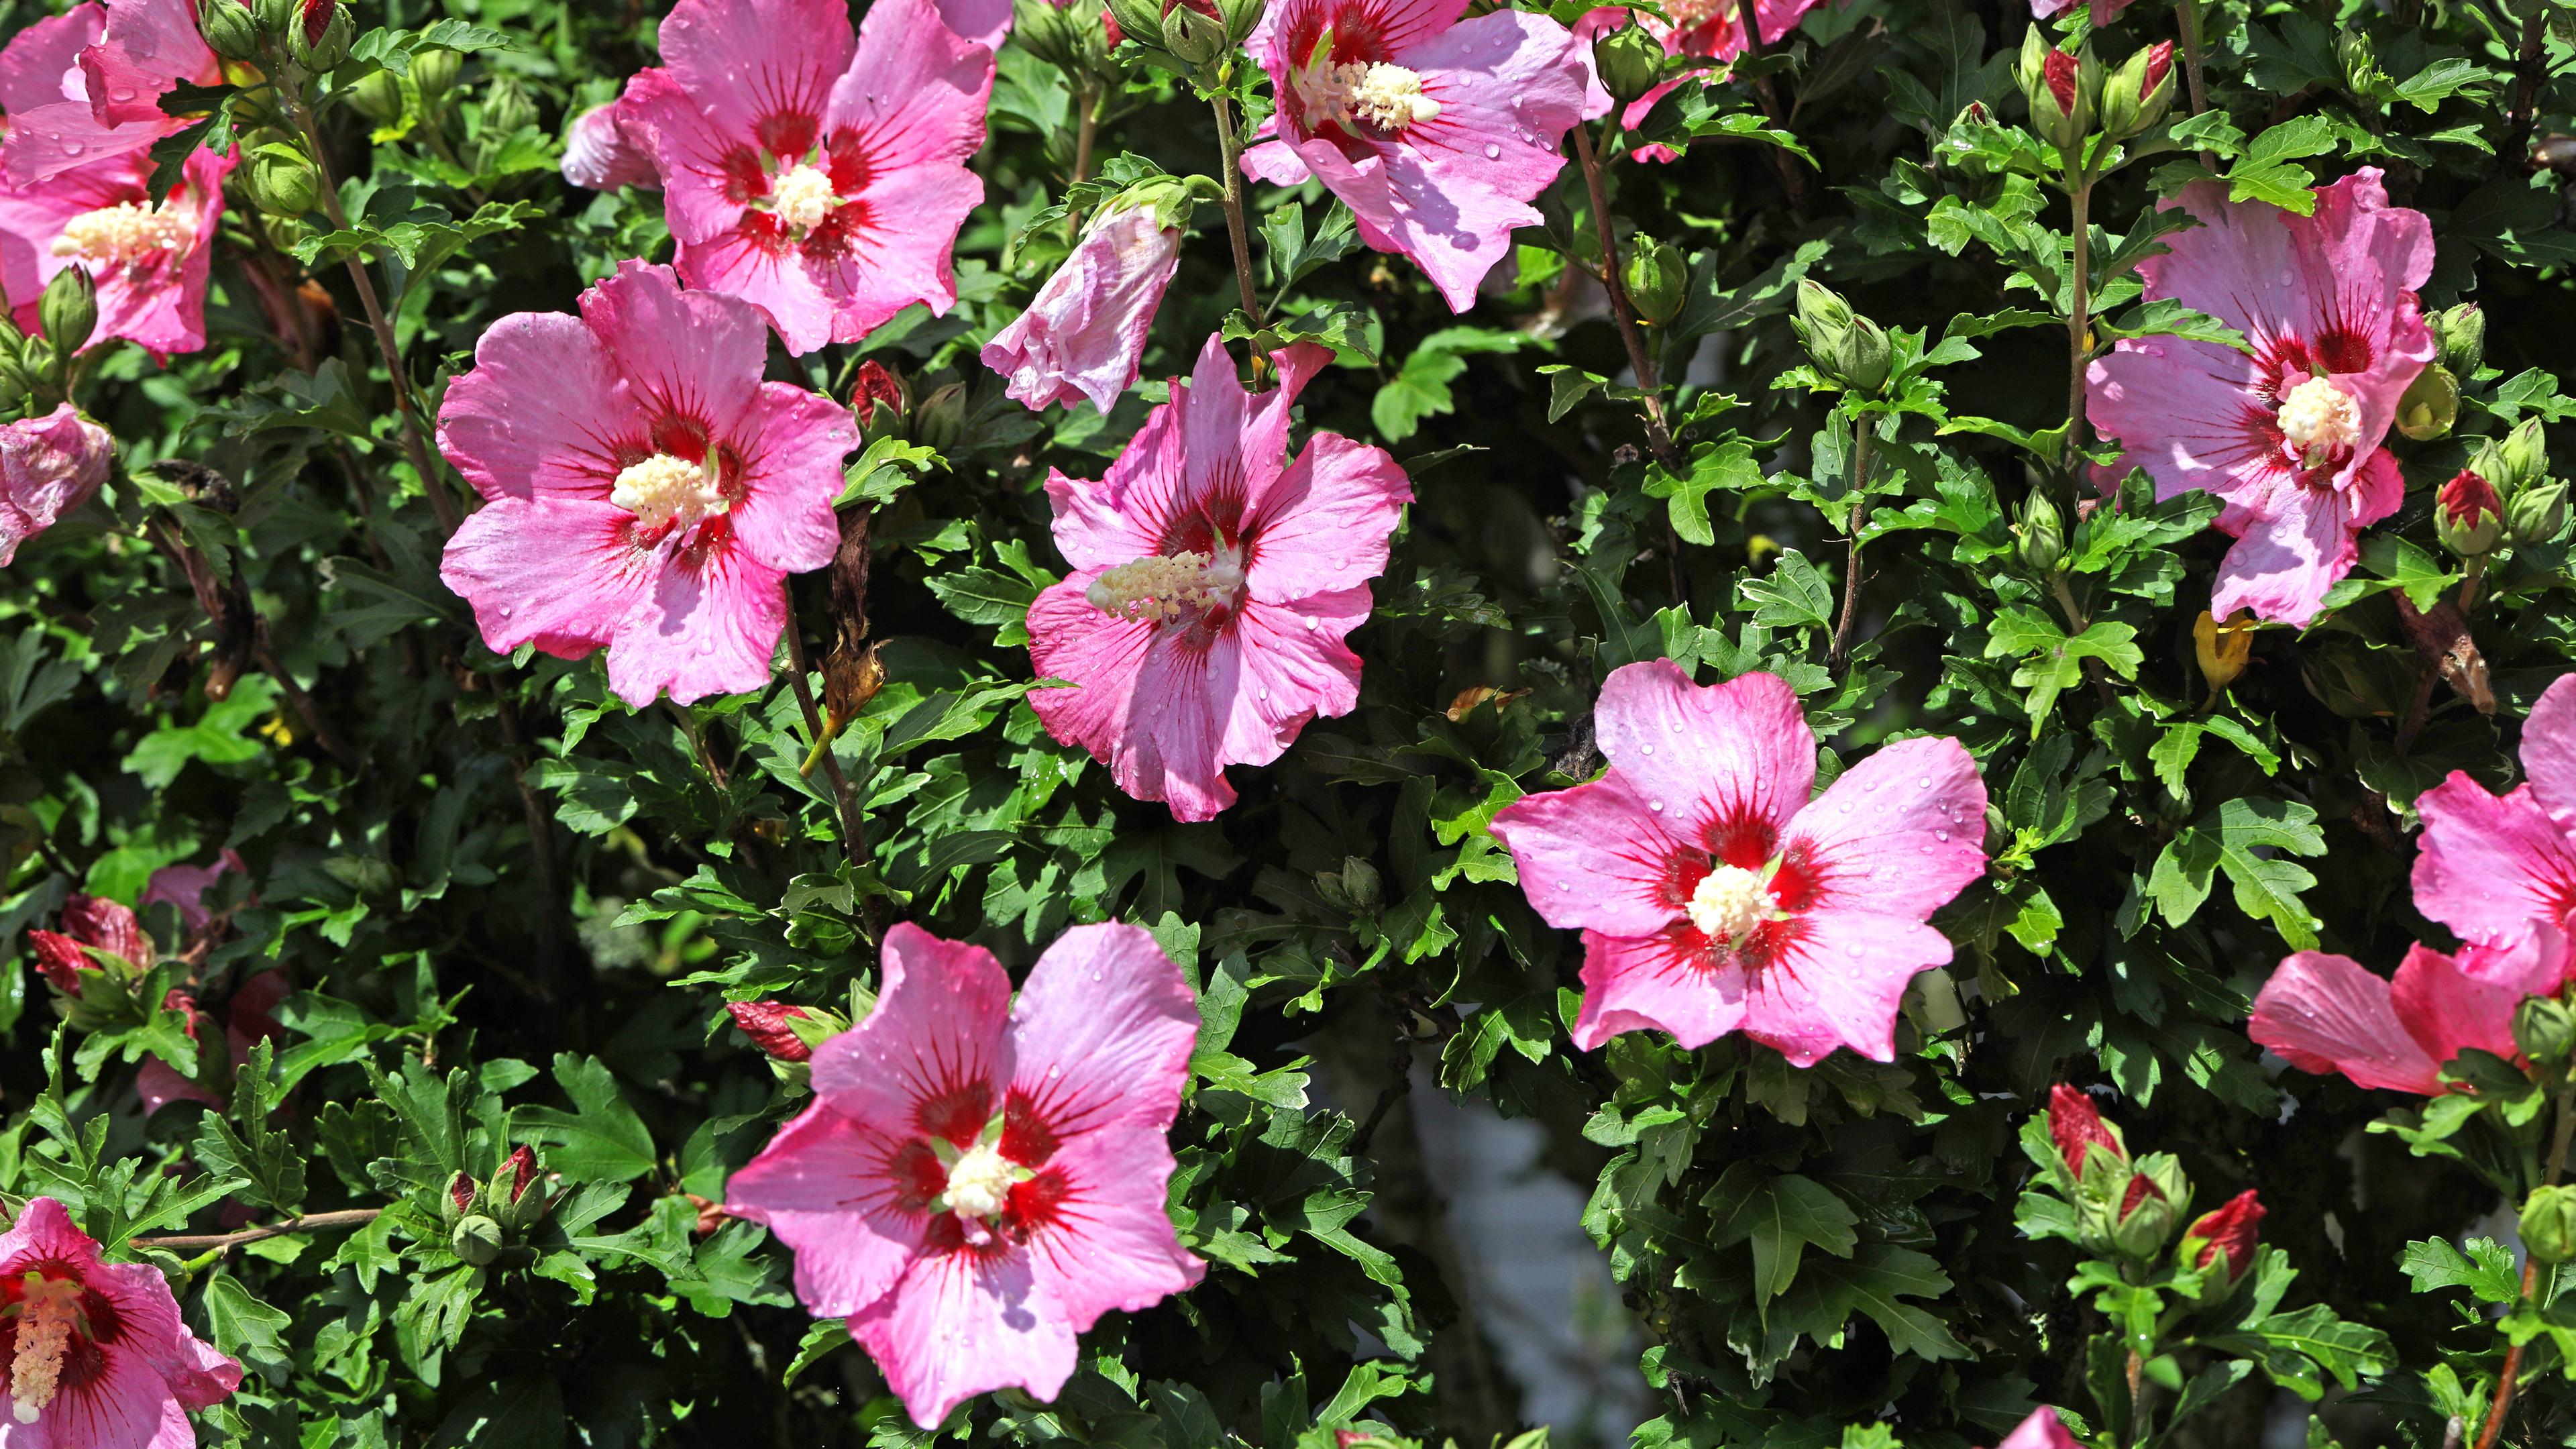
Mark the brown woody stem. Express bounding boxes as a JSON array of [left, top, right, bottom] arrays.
[[1570, 122, 1678, 466]]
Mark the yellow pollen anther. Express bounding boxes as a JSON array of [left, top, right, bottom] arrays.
[[611, 453, 727, 534], [1085, 549, 1246, 624], [1662, 0, 1743, 30], [767, 164, 841, 235], [2276, 375, 2360, 465], [8, 1272, 87, 1424], [942, 1140, 1018, 1222], [1299, 60, 1442, 133], [1686, 864, 1773, 944], [48, 201, 193, 268]]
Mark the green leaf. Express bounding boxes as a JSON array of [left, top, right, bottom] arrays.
[[2144, 797, 2328, 946], [1642, 439, 1762, 546], [1742, 549, 1835, 631], [1703, 1163, 1860, 1304], [519, 1055, 657, 1183]]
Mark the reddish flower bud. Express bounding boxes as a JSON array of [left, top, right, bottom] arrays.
[[729, 1001, 817, 1062], [851, 360, 904, 429], [1102, 3, 1123, 44], [2043, 50, 2080, 114], [449, 1171, 478, 1214], [2047, 1084, 2123, 1174], [2118, 1173, 2161, 1217], [500, 1144, 540, 1203], [2142, 40, 2174, 95], [299, 0, 336, 45], [2438, 468, 2504, 557], [61, 894, 148, 968], [1334, 1434, 1368, 1449], [26, 930, 89, 996], [2186, 1189, 2265, 1281], [1164, 0, 1218, 17]]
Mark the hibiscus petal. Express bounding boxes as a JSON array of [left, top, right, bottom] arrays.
[[1243, 431, 1413, 604], [2208, 449, 2398, 627], [851, 1248, 1075, 1430], [2412, 777, 2576, 947], [2389, 942, 2526, 1076], [602, 539, 792, 708], [1739, 908, 1950, 1066], [652, 0, 854, 150], [1593, 661, 1815, 857], [981, 208, 1181, 415], [2249, 951, 2441, 1094], [580, 258, 769, 437], [1782, 735, 1988, 921], [810, 924, 1016, 1146], [1042, 402, 1185, 572], [2521, 674, 2576, 831], [1569, 925, 1747, 1051], [1177, 334, 1289, 516], [437, 496, 653, 664], [1489, 773, 1693, 938], [0, 1198, 99, 1275], [1007, 923, 1199, 1146], [1212, 594, 1367, 775], [0, 7, 101, 119], [2085, 335, 2279, 511], [816, 158, 983, 342], [1019, 1126, 1205, 1329], [722, 1100, 926, 1318], [727, 382, 857, 574], [1026, 581, 1155, 782], [434, 311, 642, 504]]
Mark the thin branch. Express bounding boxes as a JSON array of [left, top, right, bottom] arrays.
[[2066, 176, 2095, 453], [1827, 413, 1874, 674], [782, 591, 867, 873], [1208, 94, 1265, 325], [493, 687, 569, 1002], [133, 1207, 381, 1253], [1570, 121, 1678, 466]]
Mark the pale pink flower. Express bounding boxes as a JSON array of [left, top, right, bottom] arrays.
[[2087, 170, 2434, 627], [936, 0, 1015, 47], [2249, 927, 2569, 1095], [0, 0, 221, 188], [435, 260, 857, 708], [0, 145, 232, 359], [981, 204, 1181, 414], [0, 1196, 241, 1443], [2413, 673, 2576, 951], [1487, 663, 1989, 1065], [1025, 336, 1411, 821], [560, 96, 660, 191], [1242, 0, 1589, 312], [1995, 1407, 2081, 1449], [724, 922, 1205, 1429], [623, 0, 994, 356], [0, 403, 111, 566]]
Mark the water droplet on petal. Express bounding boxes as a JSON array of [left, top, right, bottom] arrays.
[[1917, 776, 1931, 789], [1934, 828, 1949, 842], [1650, 800, 1666, 812], [1484, 144, 1501, 160], [60, 142, 82, 156], [1845, 943, 1864, 958]]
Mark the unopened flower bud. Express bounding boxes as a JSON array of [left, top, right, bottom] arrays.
[[2109, 1173, 2178, 1260], [2335, 29, 2382, 98], [480, 76, 538, 140], [2182, 1189, 2263, 1282], [199, 0, 261, 60], [450, 1213, 503, 1266], [2015, 488, 2065, 576], [2046, 1084, 2125, 1177], [39, 268, 96, 356], [2017, 32, 2095, 154], [2509, 477, 2569, 547], [2434, 303, 2485, 378], [344, 68, 405, 123], [1621, 239, 1685, 326], [2514, 996, 2576, 1064], [2394, 364, 2458, 441], [288, 0, 353, 70], [411, 47, 463, 104], [445, 1171, 477, 1222], [1102, 0, 1163, 50], [728, 1001, 819, 1063], [2437, 469, 2504, 559], [913, 381, 967, 451], [0, 350, 32, 405], [1160, 0, 1226, 66], [1317, 855, 1383, 914], [255, 0, 299, 35], [1792, 280, 1891, 395], [1593, 22, 1665, 107], [2100, 41, 2174, 139], [1216, 0, 1265, 45], [2527, 1185, 2576, 1264], [851, 360, 907, 437], [241, 143, 322, 217], [2498, 417, 2549, 495], [2194, 610, 2255, 694]]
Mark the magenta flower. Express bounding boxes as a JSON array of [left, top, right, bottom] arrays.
[[435, 260, 857, 708], [0, 0, 221, 188], [2414, 673, 2576, 951], [2087, 170, 2434, 627], [0, 1196, 241, 1442], [982, 204, 1182, 415], [136, 848, 250, 935], [1995, 1407, 2081, 1449], [2249, 928, 2568, 1095], [724, 922, 1205, 1429], [560, 96, 660, 191], [1242, 0, 1589, 311], [0, 403, 111, 566], [26, 892, 149, 999], [936, 0, 1015, 46], [136, 970, 292, 1116], [1487, 663, 1989, 1064], [1024, 336, 1411, 821], [0, 146, 232, 360], [623, 0, 994, 356]]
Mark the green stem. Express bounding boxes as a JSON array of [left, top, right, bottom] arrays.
[[1208, 93, 1264, 325], [2067, 174, 2095, 454], [1827, 413, 1873, 674]]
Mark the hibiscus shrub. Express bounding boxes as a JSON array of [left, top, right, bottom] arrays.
[[1, 0, 2573, 1441]]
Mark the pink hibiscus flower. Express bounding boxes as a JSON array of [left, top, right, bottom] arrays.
[[982, 203, 1182, 415], [0, 145, 233, 359], [1996, 1407, 2080, 1449], [1024, 336, 1411, 821], [2414, 673, 2576, 951], [26, 892, 150, 998], [136, 847, 250, 934], [1242, 0, 1589, 311], [724, 922, 1205, 1429], [0, 0, 221, 189], [560, 96, 660, 191], [622, 0, 994, 356], [2086, 169, 2434, 627], [1486, 662, 1989, 1064], [0, 403, 112, 566], [1576, 0, 1825, 153], [2249, 927, 2569, 1095], [0, 1196, 241, 1442], [435, 260, 857, 708]]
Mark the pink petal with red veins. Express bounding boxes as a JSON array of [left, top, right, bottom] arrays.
[[934, 0, 1014, 47], [1569, 925, 1746, 1051], [2520, 674, 2576, 830], [2085, 335, 2280, 511], [810, 924, 1016, 1146], [2207, 448, 2400, 627], [830, 0, 992, 174], [1240, 136, 1314, 186], [1006, 922, 1199, 1147], [2249, 951, 2442, 1093], [854, 1247, 1075, 1430], [580, 258, 771, 437], [437, 496, 655, 664], [2390, 941, 2529, 1073], [1243, 428, 1414, 606], [1118, 631, 1236, 823], [0, 7, 101, 118], [92, 144, 229, 359], [433, 311, 640, 504], [2412, 777, 2576, 947], [1041, 409, 1185, 574], [1212, 594, 1368, 778], [726, 382, 858, 574], [1026, 582, 1157, 780], [63, 893, 148, 966], [1489, 773, 1694, 938], [812, 156, 985, 343], [1018, 1126, 1205, 1327], [1739, 908, 1952, 1066], [0, 1196, 103, 1273], [1783, 735, 1988, 920], [602, 541, 792, 707], [1593, 662, 1816, 859], [1176, 334, 1289, 509], [722, 1100, 929, 1318]]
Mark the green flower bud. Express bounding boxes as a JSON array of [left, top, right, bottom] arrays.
[[199, 0, 262, 61], [1102, 0, 1165, 52], [343, 68, 405, 124], [913, 381, 967, 451], [241, 142, 322, 217], [2335, 30, 2383, 98], [450, 1213, 504, 1267], [288, 0, 354, 71], [2514, 996, 2576, 1064], [2498, 417, 2549, 495], [40, 268, 97, 357], [2015, 488, 2065, 576], [1621, 239, 1686, 326], [2394, 364, 2458, 441], [2525, 1184, 2576, 1264], [0, 350, 32, 407], [480, 76, 539, 140], [410, 47, 464, 105], [1317, 855, 1383, 914], [2300, 639, 2415, 720], [1014, 0, 1085, 67], [1216, 0, 1265, 46], [2509, 477, 2570, 547], [1161, 0, 1226, 67], [1592, 22, 1665, 107], [2108, 1179, 2179, 1260], [2434, 303, 2485, 379], [2098, 41, 2175, 141], [1792, 280, 1892, 395], [2436, 469, 2504, 559], [256, 0, 299, 36], [2016, 32, 2094, 155]]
